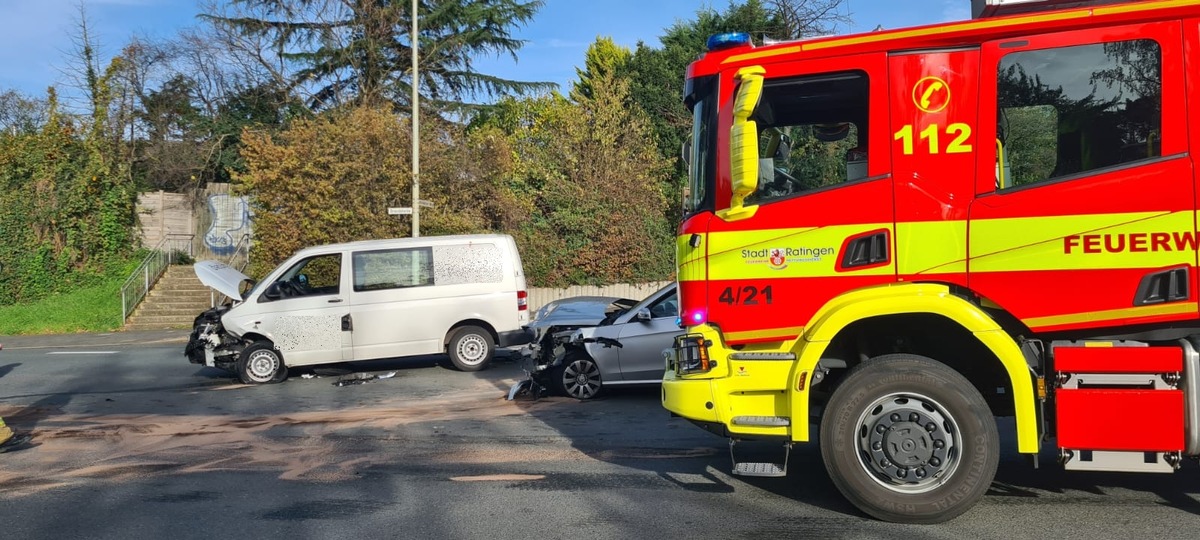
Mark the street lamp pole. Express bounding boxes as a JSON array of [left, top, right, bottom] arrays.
[[411, 0, 420, 237]]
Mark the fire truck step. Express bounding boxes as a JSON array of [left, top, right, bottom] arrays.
[[731, 416, 790, 426], [729, 439, 790, 477], [1062, 449, 1178, 473], [732, 462, 788, 477]]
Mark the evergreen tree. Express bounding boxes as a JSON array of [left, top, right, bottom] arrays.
[[204, 0, 554, 111]]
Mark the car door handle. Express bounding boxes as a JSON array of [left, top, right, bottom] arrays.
[[328, 298, 344, 303]]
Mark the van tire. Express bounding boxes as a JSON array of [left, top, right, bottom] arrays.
[[448, 326, 493, 372], [237, 342, 287, 385]]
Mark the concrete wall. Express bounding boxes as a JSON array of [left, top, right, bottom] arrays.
[[136, 184, 252, 259], [136, 191, 194, 248]]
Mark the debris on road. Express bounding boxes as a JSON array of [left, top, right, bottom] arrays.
[[332, 372, 397, 387]]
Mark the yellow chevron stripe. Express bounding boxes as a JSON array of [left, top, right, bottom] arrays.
[[1024, 302, 1198, 329], [725, 325, 806, 342], [970, 211, 1196, 272]]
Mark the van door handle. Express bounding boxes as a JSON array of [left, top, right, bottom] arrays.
[[328, 298, 344, 303]]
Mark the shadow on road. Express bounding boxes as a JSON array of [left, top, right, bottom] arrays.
[[465, 362, 1200, 521]]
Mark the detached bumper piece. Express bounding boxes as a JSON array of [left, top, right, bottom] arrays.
[[1052, 341, 1184, 473]]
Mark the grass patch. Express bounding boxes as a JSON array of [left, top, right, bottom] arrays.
[[0, 254, 146, 335]]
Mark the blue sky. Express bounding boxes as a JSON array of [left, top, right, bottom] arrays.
[[0, 0, 970, 99]]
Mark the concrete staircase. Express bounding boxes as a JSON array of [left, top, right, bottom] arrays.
[[124, 264, 215, 331]]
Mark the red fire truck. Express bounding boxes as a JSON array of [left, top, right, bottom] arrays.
[[664, 0, 1200, 524]]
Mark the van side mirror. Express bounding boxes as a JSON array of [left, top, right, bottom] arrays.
[[262, 282, 283, 301], [635, 308, 652, 322], [720, 65, 766, 222]]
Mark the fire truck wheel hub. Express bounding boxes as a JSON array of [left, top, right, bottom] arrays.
[[858, 393, 958, 492]]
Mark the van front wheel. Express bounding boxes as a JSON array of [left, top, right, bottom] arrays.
[[237, 342, 288, 384], [448, 326, 493, 372]]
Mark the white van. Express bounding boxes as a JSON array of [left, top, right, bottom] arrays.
[[185, 234, 531, 384]]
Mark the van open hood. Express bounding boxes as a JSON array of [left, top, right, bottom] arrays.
[[193, 260, 250, 301]]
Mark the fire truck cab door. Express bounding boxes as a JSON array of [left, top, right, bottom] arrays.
[[967, 21, 1196, 333], [705, 52, 895, 344], [888, 48, 980, 288]]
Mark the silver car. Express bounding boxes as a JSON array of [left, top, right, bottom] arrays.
[[511, 283, 680, 400]]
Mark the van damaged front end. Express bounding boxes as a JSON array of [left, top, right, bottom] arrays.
[[185, 260, 255, 373], [184, 305, 247, 372]]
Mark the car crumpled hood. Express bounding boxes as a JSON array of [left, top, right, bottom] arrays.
[[527, 296, 635, 329], [193, 260, 250, 302]]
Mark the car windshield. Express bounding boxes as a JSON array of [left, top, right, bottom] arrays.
[[534, 297, 622, 324]]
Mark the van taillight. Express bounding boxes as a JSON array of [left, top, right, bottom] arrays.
[[517, 290, 528, 310]]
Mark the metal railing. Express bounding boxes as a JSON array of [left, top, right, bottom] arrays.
[[211, 234, 252, 307], [119, 234, 195, 324]]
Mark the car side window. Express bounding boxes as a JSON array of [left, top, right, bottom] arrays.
[[649, 291, 679, 319]]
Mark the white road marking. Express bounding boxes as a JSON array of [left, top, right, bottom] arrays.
[[450, 474, 545, 482], [46, 351, 118, 355]]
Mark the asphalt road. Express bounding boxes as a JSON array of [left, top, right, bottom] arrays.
[[2, 332, 1200, 539]]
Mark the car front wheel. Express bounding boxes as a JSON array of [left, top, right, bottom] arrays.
[[554, 354, 603, 400]]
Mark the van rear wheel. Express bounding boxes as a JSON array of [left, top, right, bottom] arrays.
[[448, 326, 493, 372]]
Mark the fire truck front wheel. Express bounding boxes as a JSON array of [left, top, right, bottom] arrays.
[[819, 353, 999, 524]]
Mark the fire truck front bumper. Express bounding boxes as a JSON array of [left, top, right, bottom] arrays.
[[662, 369, 722, 424]]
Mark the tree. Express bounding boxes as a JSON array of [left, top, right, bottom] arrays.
[[765, 0, 851, 39], [625, 1, 778, 221], [236, 106, 512, 275], [203, 0, 554, 111], [472, 72, 674, 286], [621, 0, 850, 222], [0, 91, 49, 135], [0, 61, 138, 303], [570, 37, 632, 102]]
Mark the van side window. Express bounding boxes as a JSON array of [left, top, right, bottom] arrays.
[[997, 39, 1161, 189], [353, 247, 434, 291], [745, 70, 870, 206], [273, 253, 342, 298]]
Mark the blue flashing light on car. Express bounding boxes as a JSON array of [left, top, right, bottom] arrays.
[[706, 32, 752, 51]]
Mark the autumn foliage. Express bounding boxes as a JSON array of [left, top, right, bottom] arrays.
[[236, 106, 521, 277], [238, 71, 674, 286]]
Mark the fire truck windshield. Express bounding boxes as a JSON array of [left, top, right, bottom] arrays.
[[684, 75, 717, 215]]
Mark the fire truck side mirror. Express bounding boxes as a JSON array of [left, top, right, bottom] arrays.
[[722, 65, 766, 222]]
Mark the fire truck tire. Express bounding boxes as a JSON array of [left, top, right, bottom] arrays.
[[237, 342, 288, 385], [819, 353, 999, 524]]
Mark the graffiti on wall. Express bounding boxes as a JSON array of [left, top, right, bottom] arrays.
[[205, 194, 251, 255]]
